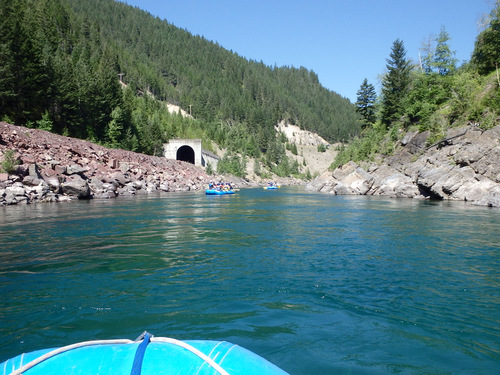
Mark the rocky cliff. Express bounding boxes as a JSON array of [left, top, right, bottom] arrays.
[[306, 124, 500, 208], [0, 122, 213, 205]]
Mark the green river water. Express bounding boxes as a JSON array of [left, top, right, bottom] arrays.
[[0, 187, 499, 374]]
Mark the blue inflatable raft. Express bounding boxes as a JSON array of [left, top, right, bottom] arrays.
[[205, 189, 234, 195], [263, 183, 280, 190], [1, 332, 289, 375]]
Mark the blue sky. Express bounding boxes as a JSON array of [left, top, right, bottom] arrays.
[[121, 0, 492, 103]]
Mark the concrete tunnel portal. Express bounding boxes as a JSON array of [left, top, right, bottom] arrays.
[[163, 139, 220, 170]]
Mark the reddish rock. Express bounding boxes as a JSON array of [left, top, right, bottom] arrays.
[[0, 122, 213, 205], [22, 155, 36, 164], [41, 168, 57, 177], [54, 165, 67, 174]]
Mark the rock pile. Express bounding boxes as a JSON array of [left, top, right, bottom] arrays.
[[0, 122, 211, 205], [306, 124, 500, 207]]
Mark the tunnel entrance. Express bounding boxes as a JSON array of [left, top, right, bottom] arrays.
[[176, 145, 195, 164], [163, 139, 202, 166]]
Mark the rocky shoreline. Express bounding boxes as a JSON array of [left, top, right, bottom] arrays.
[[3, 121, 498, 208], [306, 124, 500, 208], [0, 122, 219, 205]]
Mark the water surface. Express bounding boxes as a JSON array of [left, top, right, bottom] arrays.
[[0, 187, 499, 374]]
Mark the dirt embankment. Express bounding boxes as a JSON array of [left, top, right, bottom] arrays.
[[276, 123, 337, 176]]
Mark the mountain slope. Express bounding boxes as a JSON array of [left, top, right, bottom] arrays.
[[1, 0, 359, 180], [62, 0, 361, 142]]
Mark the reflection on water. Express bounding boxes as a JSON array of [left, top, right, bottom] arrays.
[[0, 188, 499, 374]]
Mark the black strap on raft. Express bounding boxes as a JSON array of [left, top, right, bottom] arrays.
[[130, 331, 152, 375]]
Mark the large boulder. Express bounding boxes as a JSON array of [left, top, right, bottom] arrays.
[[22, 164, 43, 186], [305, 162, 375, 196], [3, 183, 27, 205], [370, 165, 419, 198], [66, 164, 87, 176], [304, 170, 333, 193], [338, 167, 374, 195], [406, 131, 430, 154], [41, 168, 63, 193], [474, 185, 500, 207], [108, 171, 129, 186], [61, 175, 91, 199]]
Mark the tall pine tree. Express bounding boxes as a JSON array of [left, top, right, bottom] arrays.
[[0, 0, 18, 120], [355, 78, 377, 127], [432, 27, 457, 76], [0, 0, 49, 124], [380, 39, 412, 128]]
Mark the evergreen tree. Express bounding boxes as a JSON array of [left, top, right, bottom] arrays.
[[36, 110, 54, 131], [1, 0, 362, 159], [432, 27, 457, 76], [419, 35, 434, 73], [217, 152, 246, 177], [407, 28, 457, 128], [107, 106, 125, 147], [355, 78, 377, 127], [471, 2, 500, 75], [403, 73, 448, 130], [380, 39, 413, 128], [0, 0, 50, 124], [0, 0, 18, 120]]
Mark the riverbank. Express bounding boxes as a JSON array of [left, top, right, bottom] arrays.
[[306, 124, 500, 207], [0, 122, 223, 205]]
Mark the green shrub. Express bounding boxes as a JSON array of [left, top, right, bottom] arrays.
[[37, 111, 53, 131], [206, 162, 214, 175], [1, 150, 20, 174], [217, 152, 246, 177], [330, 126, 389, 169]]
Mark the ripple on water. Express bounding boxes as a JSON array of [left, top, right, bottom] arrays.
[[0, 189, 499, 374]]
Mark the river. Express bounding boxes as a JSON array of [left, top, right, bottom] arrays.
[[0, 187, 499, 374]]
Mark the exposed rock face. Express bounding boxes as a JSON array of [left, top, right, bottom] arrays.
[[276, 122, 328, 146], [306, 124, 500, 207], [0, 122, 214, 205]]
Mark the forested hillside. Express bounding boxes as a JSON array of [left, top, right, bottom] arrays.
[[335, 2, 500, 168], [0, 0, 360, 178]]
